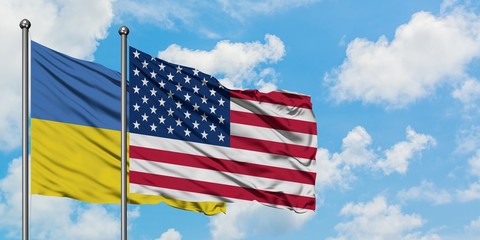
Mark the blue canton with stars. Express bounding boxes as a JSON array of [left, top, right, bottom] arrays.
[[129, 47, 230, 146]]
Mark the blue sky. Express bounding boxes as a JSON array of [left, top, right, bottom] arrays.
[[1, 0, 480, 239]]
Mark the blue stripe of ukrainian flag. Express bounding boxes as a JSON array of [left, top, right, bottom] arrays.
[[31, 41, 225, 215]]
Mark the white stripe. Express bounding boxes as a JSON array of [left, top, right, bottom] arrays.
[[230, 98, 316, 123], [130, 183, 313, 213], [130, 133, 316, 173], [131, 182, 229, 202], [130, 158, 315, 197], [231, 123, 317, 147]]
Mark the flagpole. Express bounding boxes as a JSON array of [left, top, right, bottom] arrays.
[[119, 25, 129, 240], [20, 18, 31, 240]]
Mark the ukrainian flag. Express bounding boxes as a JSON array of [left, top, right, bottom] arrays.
[[30, 41, 225, 215]]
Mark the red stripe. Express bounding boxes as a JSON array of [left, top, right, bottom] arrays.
[[230, 136, 317, 160], [130, 146, 316, 184], [230, 110, 317, 135], [130, 171, 316, 210], [230, 90, 312, 109]]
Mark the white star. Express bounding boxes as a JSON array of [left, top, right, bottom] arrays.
[[175, 83, 182, 91], [184, 93, 191, 101], [176, 65, 183, 73], [175, 118, 183, 126], [150, 106, 157, 114], [184, 128, 191, 137], [133, 50, 140, 58], [150, 71, 157, 79], [133, 121, 140, 129], [201, 78, 208, 86], [150, 123, 157, 132], [159, 63, 166, 71], [184, 75, 191, 83], [158, 80, 165, 88], [218, 115, 225, 124], [167, 73, 174, 81], [167, 125, 174, 134], [201, 131, 208, 139], [219, 84, 224, 89], [192, 85, 200, 94], [158, 98, 166, 106], [159, 80, 166, 88], [201, 96, 208, 104], [209, 105, 217, 114], [133, 103, 140, 111], [167, 108, 174, 116], [150, 56, 156, 61], [192, 103, 200, 111], [218, 98, 225, 106], [133, 85, 140, 94], [218, 133, 225, 142], [141, 78, 149, 86], [192, 121, 200, 129], [150, 88, 157, 96], [167, 90, 174, 99], [175, 101, 183, 109], [193, 69, 199, 76], [184, 110, 191, 119], [201, 113, 208, 121], [133, 68, 140, 76], [158, 116, 166, 124], [209, 88, 216, 96], [142, 60, 148, 68], [209, 123, 217, 132], [142, 95, 149, 104], [141, 113, 149, 121]]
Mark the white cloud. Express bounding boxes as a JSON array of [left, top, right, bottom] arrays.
[[316, 126, 375, 190], [440, 0, 460, 13], [34, 203, 119, 240], [456, 146, 480, 202], [396, 180, 452, 205], [155, 228, 182, 240], [340, 126, 376, 167], [452, 78, 480, 111], [316, 148, 354, 190], [0, 157, 120, 239], [0, 158, 23, 232], [468, 150, 480, 177], [328, 196, 431, 240], [158, 34, 285, 91], [317, 126, 435, 189], [115, 0, 194, 30], [455, 125, 480, 154], [465, 216, 480, 233], [457, 182, 480, 202], [375, 127, 436, 175], [116, 0, 318, 38], [326, 8, 480, 108], [127, 206, 140, 219], [403, 232, 442, 240], [0, 0, 115, 151], [217, 0, 319, 21], [209, 201, 314, 240]]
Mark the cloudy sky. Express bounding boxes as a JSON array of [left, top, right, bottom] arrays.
[[1, 0, 480, 239]]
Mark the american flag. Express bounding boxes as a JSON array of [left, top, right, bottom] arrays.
[[129, 47, 317, 212]]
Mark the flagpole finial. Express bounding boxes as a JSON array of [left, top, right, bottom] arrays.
[[118, 26, 129, 36], [19, 19, 31, 29]]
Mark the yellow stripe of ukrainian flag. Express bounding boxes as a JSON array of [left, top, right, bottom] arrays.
[[31, 118, 226, 215]]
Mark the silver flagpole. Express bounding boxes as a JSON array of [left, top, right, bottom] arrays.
[[119, 25, 129, 240], [20, 19, 31, 240]]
